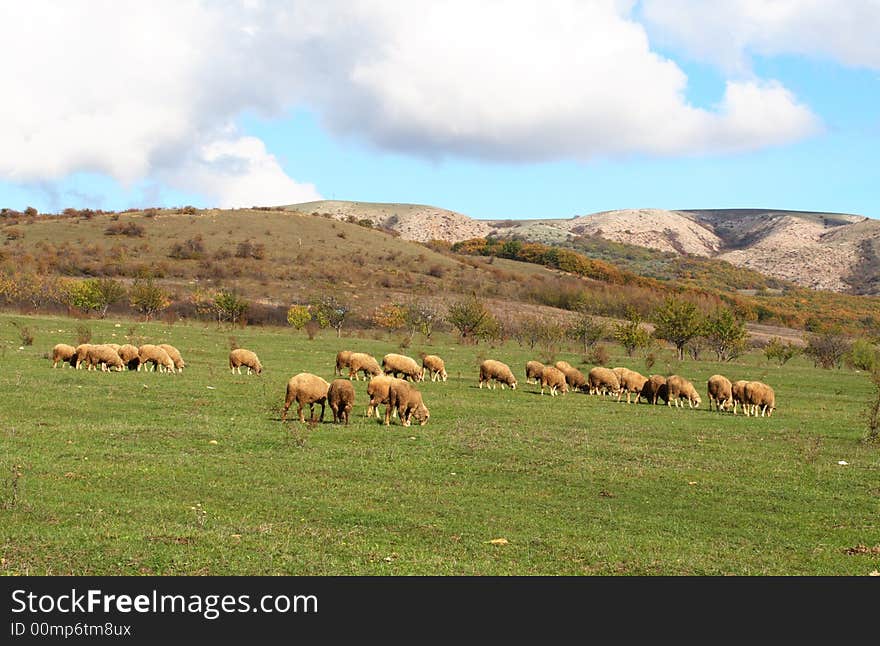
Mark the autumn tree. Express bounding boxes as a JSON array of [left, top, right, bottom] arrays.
[[652, 296, 704, 360], [703, 308, 748, 362]]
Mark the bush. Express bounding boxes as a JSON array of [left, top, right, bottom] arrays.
[[764, 337, 802, 365], [12, 322, 34, 346], [104, 222, 145, 237], [169, 236, 205, 259], [804, 331, 852, 369], [75, 324, 92, 345], [845, 338, 879, 372], [588, 344, 610, 367]]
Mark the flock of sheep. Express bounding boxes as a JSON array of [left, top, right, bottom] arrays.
[[50, 341, 776, 423], [51, 342, 185, 373]]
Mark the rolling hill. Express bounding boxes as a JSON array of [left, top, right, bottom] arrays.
[[283, 201, 880, 295]]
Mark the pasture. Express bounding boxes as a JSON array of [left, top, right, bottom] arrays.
[[0, 313, 878, 575]]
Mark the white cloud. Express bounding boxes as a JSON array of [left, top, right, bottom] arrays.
[[0, 0, 827, 205], [169, 136, 321, 208], [640, 0, 880, 73]]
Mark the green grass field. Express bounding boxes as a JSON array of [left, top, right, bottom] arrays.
[[1, 313, 878, 575]]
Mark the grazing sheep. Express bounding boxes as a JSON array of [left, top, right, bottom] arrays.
[[666, 375, 702, 408], [327, 378, 356, 424], [104, 343, 121, 352], [139, 344, 175, 373], [386, 379, 430, 427], [525, 360, 545, 384], [335, 350, 353, 376], [588, 367, 620, 397], [86, 345, 125, 372], [229, 348, 262, 375], [282, 372, 330, 423], [616, 368, 648, 404], [366, 375, 402, 419], [731, 380, 749, 415], [348, 352, 382, 381], [382, 353, 424, 381], [159, 344, 185, 373], [52, 343, 77, 368], [421, 354, 448, 382], [554, 360, 574, 374], [478, 359, 517, 390], [707, 374, 733, 412], [744, 381, 776, 417], [539, 365, 569, 396], [560, 365, 588, 393], [73, 344, 93, 370], [117, 344, 141, 370], [640, 375, 668, 405]]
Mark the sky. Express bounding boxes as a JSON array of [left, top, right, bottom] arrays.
[[1, 0, 878, 220]]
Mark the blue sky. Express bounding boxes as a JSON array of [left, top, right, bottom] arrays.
[[2, 1, 878, 220]]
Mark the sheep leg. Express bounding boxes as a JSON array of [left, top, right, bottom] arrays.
[[384, 403, 392, 426], [319, 401, 325, 422]]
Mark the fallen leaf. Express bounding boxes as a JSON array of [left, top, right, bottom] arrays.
[[688, 481, 698, 486], [207, 386, 216, 390], [487, 538, 509, 546], [838, 460, 849, 466], [208, 440, 218, 445]]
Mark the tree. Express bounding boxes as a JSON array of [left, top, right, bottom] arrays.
[[764, 337, 802, 365], [286, 304, 312, 331], [311, 295, 350, 338], [213, 289, 249, 327], [614, 309, 652, 357], [402, 301, 442, 341], [130, 278, 170, 320], [93, 278, 126, 318], [652, 296, 704, 360], [804, 330, 852, 369], [372, 302, 407, 331], [703, 308, 748, 362], [447, 296, 493, 344], [569, 313, 608, 354]]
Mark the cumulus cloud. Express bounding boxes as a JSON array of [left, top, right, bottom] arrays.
[[640, 0, 880, 73], [0, 0, 829, 206], [167, 136, 321, 208]]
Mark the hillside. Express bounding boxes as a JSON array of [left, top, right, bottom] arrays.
[[284, 200, 880, 295]]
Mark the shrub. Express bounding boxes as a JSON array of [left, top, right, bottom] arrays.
[[12, 322, 34, 346], [845, 338, 880, 372], [588, 344, 610, 367], [104, 222, 145, 237], [614, 310, 652, 357], [169, 236, 205, 259], [286, 305, 312, 331], [652, 296, 704, 361], [804, 331, 852, 369], [764, 337, 802, 365], [75, 324, 92, 345]]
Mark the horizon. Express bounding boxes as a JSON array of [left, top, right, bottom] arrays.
[[1, 2, 878, 220]]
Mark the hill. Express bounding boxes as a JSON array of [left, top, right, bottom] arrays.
[[284, 201, 880, 295]]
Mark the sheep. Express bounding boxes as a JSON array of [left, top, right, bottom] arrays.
[[539, 365, 569, 396], [159, 344, 185, 373], [588, 367, 619, 397], [117, 344, 141, 370], [73, 344, 93, 370], [86, 345, 125, 372], [615, 368, 648, 404], [385, 379, 430, 427], [560, 365, 588, 393], [139, 344, 176, 373], [525, 360, 545, 384], [382, 353, 424, 381], [554, 360, 574, 374], [335, 350, 353, 376], [666, 375, 702, 408], [478, 359, 517, 390], [744, 381, 776, 417], [640, 375, 668, 405], [229, 348, 262, 375], [104, 343, 121, 352], [366, 375, 402, 419], [281, 372, 330, 423], [731, 380, 750, 415], [421, 354, 448, 382], [707, 374, 733, 412], [347, 352, 382, 381], [327, 378, 356, 424], [52, 343, 77, 368]]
